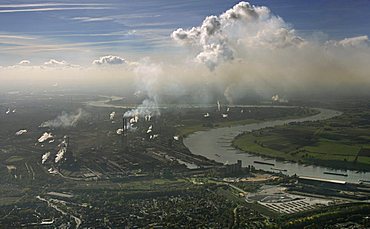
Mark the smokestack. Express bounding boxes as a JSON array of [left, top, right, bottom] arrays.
[[65, 136, 70, 156], [122, 117, 126, 136]]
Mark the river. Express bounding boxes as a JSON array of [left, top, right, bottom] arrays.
[[87, 97, 369, 183], [184, 108, 370, 183]]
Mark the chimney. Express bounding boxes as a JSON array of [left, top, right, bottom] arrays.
[[122, 117, 126, 135]]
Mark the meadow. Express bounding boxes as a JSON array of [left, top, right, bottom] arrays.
[[233, 108, 370, 171]]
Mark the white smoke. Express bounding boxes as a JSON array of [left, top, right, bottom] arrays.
[[224, 85, 234, 105], [145, 115, 152, 121], [327, 35, 369, 48], [172, 1, 303, 70], [272, 94, 279, 101], [3, 2, 370, 105], [41, 152, 51, 164], [116, 128, 123, 135], [48, 168, 58, 174], [168, 1, 370, 101], [123, 59, 163, 120], [109, 111, 116, 120], [38, 132, 53, 143], [129, 116, 139, 123], [40, 109, 87, 128], [272, 94, 288, 103], [15, 129, 27, 136], [55, 147, 66, 163], [146, 125, 153, 134], [124, 99, 160, 118], [55, 137, 68, 164]]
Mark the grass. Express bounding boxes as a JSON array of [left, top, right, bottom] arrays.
[[303, 141, 360, 157], [233, 111, 370, 170]]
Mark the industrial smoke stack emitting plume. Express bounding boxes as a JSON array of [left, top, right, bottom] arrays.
[[109, 111, 116, 120], [122, 58, 164, 122], [123, 99, 160, 118], [55, 136, 68, 164]]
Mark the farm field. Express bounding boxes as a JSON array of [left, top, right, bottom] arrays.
[[233, 107, 370, 171]]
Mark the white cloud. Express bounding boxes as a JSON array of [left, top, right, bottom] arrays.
[[0, 34, 34, 40], [72, 16, 114, 22], [18, 60, 31, 65], [195, 43, 233, 71], [172, 1, 304, 70], [44, 59, 68, 65], [92, 55, 126, 65], [0, 3, 109, 8], [327, 35, 369, 48], [0, 7, 111, 14], [42, 59, 80, 68]]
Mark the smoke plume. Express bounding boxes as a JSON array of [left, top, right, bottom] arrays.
[[172, 1, 303, 71], [2, 2, 370, 104], [169, 1, 370, 102], [40, 108, 87, 128]]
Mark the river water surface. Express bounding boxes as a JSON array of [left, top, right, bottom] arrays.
[[184, 108, 370, 183]]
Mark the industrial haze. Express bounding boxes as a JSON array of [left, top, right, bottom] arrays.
[[1, 1, 370, 228]]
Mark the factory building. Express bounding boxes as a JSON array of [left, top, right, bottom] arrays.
[[224, 160, 242, 175]]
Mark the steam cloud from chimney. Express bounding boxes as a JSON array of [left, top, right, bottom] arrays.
[[168, 1, 370, 102], [40, 108, 87, 128]]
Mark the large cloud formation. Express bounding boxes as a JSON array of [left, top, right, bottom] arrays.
[[169, 1, 370, 102], [172, 1, 304, 70], [2, 1, 370, 103]]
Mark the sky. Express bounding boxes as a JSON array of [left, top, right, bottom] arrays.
[[1, 0, 370, 65], [1, 1, 370, 100]]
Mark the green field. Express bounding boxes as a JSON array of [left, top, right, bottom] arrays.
[[233, 109, 370, 170]]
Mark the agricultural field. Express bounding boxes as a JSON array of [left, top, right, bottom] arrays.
[[233, 107, 370, 171]]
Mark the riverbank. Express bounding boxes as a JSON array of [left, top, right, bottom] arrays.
[[183, 108, 370, 183], [176, 107, 319, 136], [232, 110, 370, 172]]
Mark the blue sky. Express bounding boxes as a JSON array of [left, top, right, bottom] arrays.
[[0, 0, 369, 65]]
